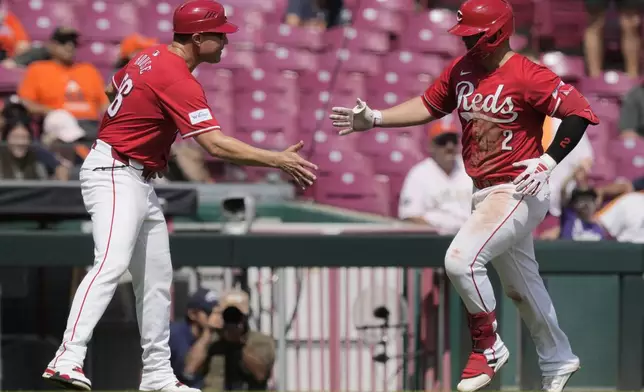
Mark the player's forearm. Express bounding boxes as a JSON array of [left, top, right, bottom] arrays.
[[20, 98, 52, 116], [597, 181, 634, 199], [197, 131, 278, 167], [183, 333, 212, 375], [54, 165, 70, 181], [174, 145, 212, 182], [539, 226, 561, 240], [241, 351, 272, 381], [377, 96, 435, 128], [620, 129, 639, 138], [545, 115, 589, 163], [14, 41, 30, 56]]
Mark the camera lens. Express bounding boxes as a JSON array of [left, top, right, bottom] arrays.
[[222, 306, 243, 324]]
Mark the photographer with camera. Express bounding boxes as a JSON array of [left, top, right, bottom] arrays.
[[169, 288, 275, 391]]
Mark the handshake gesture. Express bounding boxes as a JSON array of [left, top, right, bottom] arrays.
[[329, 98, 380, 135], [273, 141, 318, 189]]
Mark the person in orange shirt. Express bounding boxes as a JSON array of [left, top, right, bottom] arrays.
[[17, 27, 108, 139], [115, 33, 158, 70], [0, 4, 30, 61]]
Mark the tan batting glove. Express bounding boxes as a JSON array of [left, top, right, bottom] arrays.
[[329, 98, 382, 136]]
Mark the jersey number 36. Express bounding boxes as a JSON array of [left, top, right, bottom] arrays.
[[107, 73, 133, 118]]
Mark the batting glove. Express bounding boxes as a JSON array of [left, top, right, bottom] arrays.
[[329, 98, 382, 136], [512, 154, 557, 196]]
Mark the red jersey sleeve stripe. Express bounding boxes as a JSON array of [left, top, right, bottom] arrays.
[[182, 125, 220, 139], [421, 94, 449, 118]]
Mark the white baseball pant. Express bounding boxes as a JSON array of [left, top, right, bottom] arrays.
[[444, 183, 580, 376], [48, 140, 175, 390]]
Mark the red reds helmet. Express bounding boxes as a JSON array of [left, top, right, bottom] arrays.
[[173, 0, 239, 34], [448, 0, 514, 59]]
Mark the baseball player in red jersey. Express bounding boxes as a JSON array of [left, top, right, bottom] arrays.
[[42, 1, 317, 391], [330, 1, 599, 391]]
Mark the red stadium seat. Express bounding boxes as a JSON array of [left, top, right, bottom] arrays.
[[79, 1, 140, 42], [11, 1, 78, 41]]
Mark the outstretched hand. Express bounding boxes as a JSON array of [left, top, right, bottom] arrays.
[[275, 141, 318, 189], [329, 98, 378, 136]]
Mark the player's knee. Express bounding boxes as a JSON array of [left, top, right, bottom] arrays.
[[586, 10, 606, 28], [619, 13, 640, 30], [93, 250, 131, 278], [444, 246, 474, 279]]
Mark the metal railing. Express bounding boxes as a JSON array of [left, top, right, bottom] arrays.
[[244, 266, 449, 392], [2, 233, 643, 390]]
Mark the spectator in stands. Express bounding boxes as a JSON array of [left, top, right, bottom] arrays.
[[0, 117, 57, 180], [114, 33, 158, 70], [0, 1, 30, 67], [541, 169, 644, 239], [584, 0, 642, 78], [0, 94, 30, 128], [619, 83, 644, 139], [40, 109, 89, 180], [600, 175, 644, 196], [170, 288, 220, 389], [595, 190, 644, 243], [286, 0, 343, 28], [316, 0, 344, 28], [170, 289, 275, 391], [166, 141, 215, 183], [398, 117, 472, 234], [17, 27, 108, 139], [558, 169, 607, 241], [5, 27, 71, 68], [0, 95, 70, 180], [286, 0, 323, 28]]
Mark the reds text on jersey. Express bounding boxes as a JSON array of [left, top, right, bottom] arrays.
[[422, 54, 600, 182], [99, 45, 220, 171]]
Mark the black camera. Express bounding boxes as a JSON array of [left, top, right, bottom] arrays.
[[221, 195, 256, 235], [222, 306, 245, 325]]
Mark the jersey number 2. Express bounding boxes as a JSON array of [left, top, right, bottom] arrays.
[[501, 130, 513, 151], [107, 73, 133, 118]]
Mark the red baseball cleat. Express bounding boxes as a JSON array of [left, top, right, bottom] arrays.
[[42, 365, 92, 391], [457, 349, 510, 392]]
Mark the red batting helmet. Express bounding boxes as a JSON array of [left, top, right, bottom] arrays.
[[173, 0, 239, 35], [448, 0, 514, 59]]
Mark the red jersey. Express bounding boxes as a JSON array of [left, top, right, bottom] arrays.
[[98, 45, 220, 170], [422, 54, 599, 182]]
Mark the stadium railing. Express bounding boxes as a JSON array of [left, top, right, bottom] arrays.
[[0, 228, 642, 391]]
